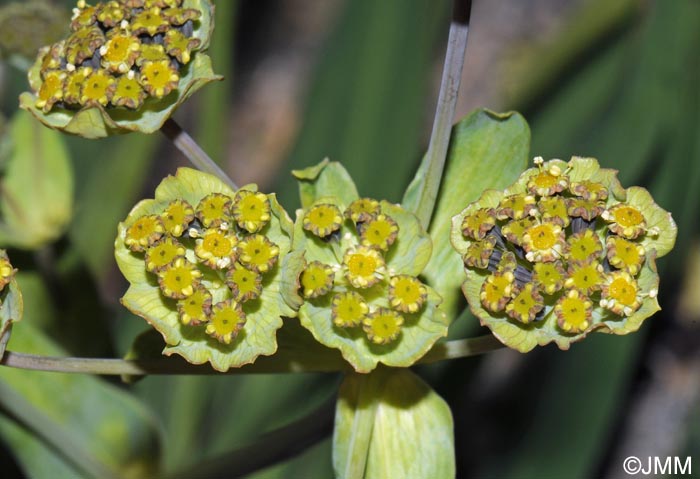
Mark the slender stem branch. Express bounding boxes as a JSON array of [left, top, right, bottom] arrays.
[[161, 118, 238, 190], [0, 335, 503, 376], [413, 0, 472, 230]]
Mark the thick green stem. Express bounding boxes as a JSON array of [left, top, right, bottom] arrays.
[[161, 118, 238, 190], [412, 0, 472, 229], [0, 335, 503, 376]]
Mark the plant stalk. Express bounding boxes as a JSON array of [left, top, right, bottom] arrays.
[[412, 0, 472, 230], [161, 118, 238, 190], [0, 335, 504, 376]]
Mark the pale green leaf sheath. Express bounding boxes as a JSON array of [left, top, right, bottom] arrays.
[[115, 168, 296, 371], [289, 161, 449, 373], [334, 368, 455, 479], [451, 156, 677, 352], [19, 0, 221, 138]]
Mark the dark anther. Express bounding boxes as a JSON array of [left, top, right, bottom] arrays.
[[490, 225, 508, 251], [571, 217, 596, 234], [514, 265, 532, 288], [487, 249, 503, 272], [181, 20, 194, 38]]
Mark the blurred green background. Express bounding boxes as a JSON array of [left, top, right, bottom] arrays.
[[0, 0, 698, 477]]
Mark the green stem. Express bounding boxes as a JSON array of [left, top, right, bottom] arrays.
[[343, 372, 380, 479], [0, 381, 119, 479], [0, 335, 503, 376], [412, 0, 472, 230], [161, 118, 238, 190]]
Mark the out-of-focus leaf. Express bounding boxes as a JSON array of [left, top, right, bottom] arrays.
[[0, 111, 72, 249], [0, 1, 68, 63], [0, 274, 162, 479], [334, 368, 455, 479], [408, 109, 529, 320], [277, 0, 449, 208], [69, 133, 156, 280]]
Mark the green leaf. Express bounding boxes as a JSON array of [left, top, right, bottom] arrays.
[[115, 168, 296, 371], [0, 110, 73, 249], [0, 284, 162, 478], [407, 109, 530, 321], [334, 368, 455, 479], [19, 0, 221, 139], [292, 159, 360, 209]]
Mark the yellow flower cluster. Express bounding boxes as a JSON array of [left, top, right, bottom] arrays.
[[300, 198, 427, 345], [124, 189, 278, 344], [32, 0, 202, 112], [0, 251, 17, 295], [461, 158, 658, 334]]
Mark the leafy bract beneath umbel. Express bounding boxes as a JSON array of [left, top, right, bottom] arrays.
[[115, 168, 296, 372], [19, 0, 221, 139], [287, 160, 449, 373], [451, 157, 677, 352]]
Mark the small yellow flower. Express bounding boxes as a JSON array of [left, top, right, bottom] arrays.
[[555, 289, 593, 333], [303, 203, 343, 237], [602, 204, 646, 239], [600, 271, 642, 316], [523, 223, 565, 263], [606, 236, 645, 275], [360, 214, 399, 251], [480, 271, 516, 312], [136, 43, 169, 66], [566, 198, 604, 222], [125, 214, 164, 252], [300, 261, 335, 298], [161, 7, 201, 25], [463, 235, 497, 269], [139, 60, 179, 98], [231, 191, 271, 233], [461, 207, 497, 240], [157, 257, 202, 299], [501, 217, 536, 246], [505, 283, 544, 324], [70, 4, 97, 31], [81, 70, 116, 107], [237, 235, 280, 273], [343, 246, 385, 288], [35, 71, 66, 112], [564, 261, 604, 296], [565, 229, 603, 264], [527, 165, 568, 196], [195, 229, 238, 269], [497, 194, 536, 221], [532, 261, 565, 295], [196, 193, 231, 228], [100, 32, 140, 73], [112, 72, 147, 109], [65, 26, 105, 65], [362, 308, 404, 345], [40, 42, 64, 72], [163, 28, 201, 64], [96, 1, 128, 28], [131, 7, 169, 36], [0, 254, 17, 291], [177, 286, 212, 326], [225, 263, 263, 302], [345, 198, 380, 223], [63, 67, 92, 104], [388, 275, 427, 313], [145, 237, 186, 272], [569, 180, 608, 202], [537, 196, 570, 227], [161, 199, 194, 236], [331, 291, 369, 328], [206, 299, 246, 344]]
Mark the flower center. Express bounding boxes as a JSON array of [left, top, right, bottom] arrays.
[[613, 206, 644, 228], [609, 277, 637, 305], [528, 224, 557, 250], [559, 296, 589, 328]]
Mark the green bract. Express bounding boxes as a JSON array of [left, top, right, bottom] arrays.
[[19, 0, 221, 138], [115, 168, 296, 371], [286, 160, 448, 373], [0, 250, 22, 357], [451, 156, 677, 352]]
